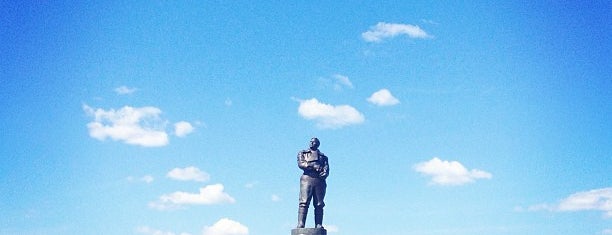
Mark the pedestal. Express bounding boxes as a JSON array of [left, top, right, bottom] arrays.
[[291, 228, 327, 235]]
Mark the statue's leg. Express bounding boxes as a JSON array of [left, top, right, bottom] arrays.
[[313, 179, 326, 228], [297, 175, 313, 228]]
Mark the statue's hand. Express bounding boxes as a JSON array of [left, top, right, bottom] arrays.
[[312, 163, 321, 172], [319, 171, 328, 178]]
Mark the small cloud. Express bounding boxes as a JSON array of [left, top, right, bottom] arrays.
[[318, 74, 354, 91], [421, 19, 439, 25], [362, 22, 432, 42], [296, 98, 365, 129], [244, 181, 258, 189], [225, 98, 233, 106], [414, 157, 492, 186], [271, 194, 281, 202], [367, 89, 400, 106], [332, 74, 354, 90], [114, 85, 137, 95], [202, 218, 249, 235], [333, 74, 353, 88], [324, 225, 339, 233], [149, 184, 235, 210], [174, 121, 194, 137], [167, 166, 210, 182], [136, 226, 192, 235], [83, 105, 169, 147], [527, 187, 612, 218], [127, 175, 154, 184], [602, 229, 612, 234]]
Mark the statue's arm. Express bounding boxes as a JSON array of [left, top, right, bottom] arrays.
[[320, 156, 329, 179], [297, 151, 310, 170]]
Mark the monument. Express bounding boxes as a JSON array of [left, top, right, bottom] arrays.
[[292, 137, 329, 235]]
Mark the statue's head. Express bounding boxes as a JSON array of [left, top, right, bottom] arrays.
[[309, 137, 320, 150]]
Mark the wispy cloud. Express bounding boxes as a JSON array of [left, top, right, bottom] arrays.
[[136, 226, 192, 235], [318, 74, 354, 91], [83, 105, 169, 147], [414, 157, 492, 186], [271, 194, 281, 202], [244, 181, 258, 189], [149, 184, 235, 210], [202, 218, 249, 235], [114, 85, 137, 95], [174, 121, 195, 137], [324, 224, 339, 233], [526, 187, 612, 218], [333, 74, 353, 89], [296, 98, 365, 129], [127, 175, 154, 184], [367, 89, 400, 106], [362, 22, 431, 42], [167, 166, 209, 182], [224, 98, 233, 107]]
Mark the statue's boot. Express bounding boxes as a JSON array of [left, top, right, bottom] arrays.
[[297, 207, 307, 228], [314, 207, 324, 229]]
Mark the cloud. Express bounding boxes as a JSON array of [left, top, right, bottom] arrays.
[[149, 184, 235, 210], [527, 187, 612, 218], [202, 218, 249, 235], [224, 98, 233, 106], [296, 98, 365, 129], [271, 194, 281, 202], [127, 175, 154, 184], [332, 74, 353, 90], [114, 85, 137, 95], [414, 157, 492, 186], [362, 22, 431, 42], [324, 225, 339, 233], [174, 121, 194, 137], [318, 74, 354, 91], [602, 229, 612, 234], [367, 89, 400, 106], [83, 105, 169, 147], [167, 166, 210, 182], [244, 181, 258, 189], [136, 226, 192, 235]]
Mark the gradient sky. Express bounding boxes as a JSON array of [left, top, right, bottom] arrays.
[[1, 1, 611, 235]]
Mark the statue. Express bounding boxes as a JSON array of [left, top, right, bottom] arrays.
[[296, 137, 329, 229]]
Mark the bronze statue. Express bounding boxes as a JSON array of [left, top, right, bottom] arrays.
[[296, 137, 329, 229]]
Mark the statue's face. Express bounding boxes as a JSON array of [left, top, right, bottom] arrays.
[[309, 138, 320, 150]]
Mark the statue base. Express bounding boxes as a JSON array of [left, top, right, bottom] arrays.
[[291, 228, 327, 235]]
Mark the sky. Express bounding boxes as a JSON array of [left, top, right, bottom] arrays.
[[1, 1, 611, 235]]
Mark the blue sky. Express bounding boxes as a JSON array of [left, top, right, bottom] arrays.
[[1, 1, 611, 235]]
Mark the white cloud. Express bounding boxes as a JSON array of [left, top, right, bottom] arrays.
[[296, 98, 365, 129], [127, 175, 154, 184], [83, 105, 169, 147], [318, 74, 354, 91], [324, 225, 339, 233], [602, 229, 612, 234], [362, 22, 431, 42], [244, 181, 258, 189], [414, 157, 492, 186], [174, 121, 194, 137], [224, 98, 233, 106], [136, 226, 192, 235], [271, 194, 281, 202], [202, 218, 248, 235], [149, 184, 235, 210], [333, 74, 353, 89], [167, 166, 210, 182], [367, 89, 400, 106], [114, 85, 137, 95], [528, 187, 612, 218]]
